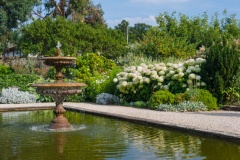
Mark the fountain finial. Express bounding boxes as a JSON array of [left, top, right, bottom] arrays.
[[56, 41, 61, 56]]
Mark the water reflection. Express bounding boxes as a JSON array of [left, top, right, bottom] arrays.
[[0, 110, 240, 159]]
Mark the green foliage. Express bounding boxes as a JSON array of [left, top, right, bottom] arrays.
[[129, 23, 152, 42], [41, 0, 105, 26], [229, 71, 240, 105], [116, 51, 184, 68], [222, 87, 240, 105], [184, 89, 218, 110], [0, 63, 14, 76], [0, 0, 37, 52], [0, 73, 40, 92], [84, 67, 121, 102], [114, 20, 153, 43], [175, 93, 185, 104], [133, 101, 147, 108], [75, 53, 120, 102], [46, 67, 56, 79], [200, 41, 240, 103], [138, 27, 197, 59], [155, 11, 240, 49], [147, 90, 176, 110], [19, 17, 127, 59], [137, 11, 240, 61], [156, 101, 207, 112], [115, 20, 129, 33]]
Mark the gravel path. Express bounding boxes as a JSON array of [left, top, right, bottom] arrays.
[[1, 102, 240, 141]]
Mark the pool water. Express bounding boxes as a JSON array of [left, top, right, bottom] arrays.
[[0, 110, 239, 160]]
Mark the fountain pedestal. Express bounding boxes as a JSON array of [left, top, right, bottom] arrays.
[[32, 45, 86, 130]]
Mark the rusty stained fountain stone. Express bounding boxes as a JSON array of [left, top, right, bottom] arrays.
[[32, 42, 86, 130]]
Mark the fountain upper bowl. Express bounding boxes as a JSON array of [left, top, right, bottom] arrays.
[[41, 56, 76, 66]]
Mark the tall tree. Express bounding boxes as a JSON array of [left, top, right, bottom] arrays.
[[34, 0, 105, 26], [129, 23, 152, 42], [0, 0, 37, 52], [115, 20, 129, 43], [19, 17, 127, 58]]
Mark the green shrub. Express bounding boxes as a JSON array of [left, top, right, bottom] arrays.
[[175, 93, 185, 104], [85, 67, 121, 102], [75, 53, 120, 102], [134, 101, 147, 108], [0, 63, 13, 76], [0, 73, 40, 92], [148, 90, 175, 110], [138, 27, 197, 59], [200, 41, 240, 103], [156, 101, 207, 112], [184, 88, 218, 110]]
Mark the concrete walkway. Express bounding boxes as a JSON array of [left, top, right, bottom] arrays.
[[0, 102, 240, 141]]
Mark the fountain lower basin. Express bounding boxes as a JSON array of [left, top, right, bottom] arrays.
[[33, 83, 86, 130]]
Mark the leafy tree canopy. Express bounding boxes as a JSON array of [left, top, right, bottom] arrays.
[[19, 17, 127, 58], [0, 0, 38, 51], [115, 20, 152, 43], [34, 0, 105, 26], [155, 10, 240, 48]]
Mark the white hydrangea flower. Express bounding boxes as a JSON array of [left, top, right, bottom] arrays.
[[187, 59, 195, 65], [172, 64, 178, 69], [171, 74, 179, 80], [121, 81, 128, 87], [161, 66, 167, 71], [189, 73, 196, 79], [169, 70, 175, 75], [162, 85, 169, 90], [137, 66, 143, 72], [187, 79, 193, 84], [193, 67, 201, 73], [196, 58, 206, 64], [158, 70, 165, 75], [186, 69, 192, 73], [188, 66, 195, 70], [143, 77, 150, 83], [178, 63, 184, 67], [166, 63, 173, 67], [157, 76, 164, 82], [178, 72, 184, 77], [159, 63, 165, 66], [182, 83, 187, 88], [196, 75, 201, 80], [113, 78, 118, 83], [151, 70, 157, 75]]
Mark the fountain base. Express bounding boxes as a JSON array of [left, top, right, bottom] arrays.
[[49, 115, 72, 130]]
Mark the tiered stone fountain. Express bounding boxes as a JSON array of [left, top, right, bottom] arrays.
[[32, 42, 86, 130]]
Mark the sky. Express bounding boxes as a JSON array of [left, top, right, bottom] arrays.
[[92, 0, 240, 28]]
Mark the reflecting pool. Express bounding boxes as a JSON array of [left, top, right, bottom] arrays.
[[0, 110, 240, 160]]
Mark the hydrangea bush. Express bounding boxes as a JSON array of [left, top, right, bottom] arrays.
[[114, 58, 206, 102], [0, 87, 37, 104], [96, 93, 120, 105]]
